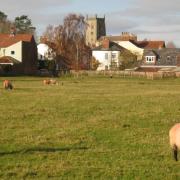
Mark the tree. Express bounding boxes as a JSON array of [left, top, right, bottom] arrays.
[[0, 11, 12, 33], [119, 50, 138, 70], [0, 11, 7, 22], [90, 57, 100, 70], [43, 14, 90, 70], [14, 15, 35, 34]]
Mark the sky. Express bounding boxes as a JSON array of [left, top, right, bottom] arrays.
[[1, 0, 180, 46]]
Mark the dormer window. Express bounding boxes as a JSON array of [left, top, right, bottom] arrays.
[[146, 56, 155, 63]]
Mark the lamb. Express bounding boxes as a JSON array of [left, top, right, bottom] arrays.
[[3, 80, 13, 90], [169, 123, 180, 161]]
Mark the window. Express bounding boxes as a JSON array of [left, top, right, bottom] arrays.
[[105, 53, 108, 60], [3, 49, 6, 56], [112, 53, 116, 60], [146, 56, 155, 63], [167, 56, 171, 61], [11, 51, 15, 55]]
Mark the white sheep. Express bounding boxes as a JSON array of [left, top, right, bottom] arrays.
[[169, 123, 180, 161]]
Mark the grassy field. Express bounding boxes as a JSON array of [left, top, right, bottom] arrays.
[[0, 75, 180, 179]]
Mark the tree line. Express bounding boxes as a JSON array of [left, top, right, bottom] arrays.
[[0, 11, 90, 71], [0, 11, 140, 71], [0, 11, 35, 34]]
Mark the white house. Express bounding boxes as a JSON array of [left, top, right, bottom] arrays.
[[97, 33, 166, 62], [0, 33, 37, 74], [92, 39, 126, 71], [37, 43, 54, 61]]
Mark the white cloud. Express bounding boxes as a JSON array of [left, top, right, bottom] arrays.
[[1, 0, 180, 46]]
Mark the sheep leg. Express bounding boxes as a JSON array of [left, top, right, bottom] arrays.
[[173, 145, 178, 161]]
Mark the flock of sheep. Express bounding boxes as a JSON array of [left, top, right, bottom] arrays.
[[2, 79, 180, 161], [3, 79, 58, 90]]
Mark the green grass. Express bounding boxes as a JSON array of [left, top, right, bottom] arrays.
[[0, 76, 180, 179]]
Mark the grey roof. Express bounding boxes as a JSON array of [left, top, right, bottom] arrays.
[[143, 48, 180, 66], [144, 48, 180, 55], [144, 50, 158, 56]]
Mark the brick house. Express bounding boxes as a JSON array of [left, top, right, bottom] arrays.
[[0, 33, 37, 75]]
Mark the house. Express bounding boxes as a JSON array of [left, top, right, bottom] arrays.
[[37, 37, 72, 75], [97, 33, 143, 60], [37, 43, 55, 61], [141, 49, 180, 69], [97, 33, 166, 61], [92, 39, 135, 71], [0, 33, 37, 75]]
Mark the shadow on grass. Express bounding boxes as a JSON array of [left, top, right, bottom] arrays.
[[0, 146, 88, 156]]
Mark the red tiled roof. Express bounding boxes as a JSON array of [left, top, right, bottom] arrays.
[[0, 56, 20, 64], [131, 40, 166, 49], [0, 34, 33, 48]]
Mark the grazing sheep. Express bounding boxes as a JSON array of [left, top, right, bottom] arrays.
[[169, 123, 180, 161], [43, 79, 58, 85], [3, 80, 13, 90], [50, 79, 58, 85], [43, 79, 51, 85]]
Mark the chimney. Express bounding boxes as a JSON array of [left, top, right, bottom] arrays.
[[102, 38, 110, 49], [10, 27, 16, 37]]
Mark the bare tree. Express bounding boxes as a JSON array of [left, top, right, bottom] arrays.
[[43, 14, 91, 70]]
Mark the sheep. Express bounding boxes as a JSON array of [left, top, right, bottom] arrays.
[[43, 79, 51, 85], [43, 79, 58, 85], [169, 123, 180, 161], [3, 80, 13, 90], [50, 79, 58, 85]]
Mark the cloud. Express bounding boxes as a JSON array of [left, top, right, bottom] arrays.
[[104, 0, 180, 46], [1, 0, 72, 20], [1, 0, 180, 46]]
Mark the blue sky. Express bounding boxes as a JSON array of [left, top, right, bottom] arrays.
[[1, 0, 180, 46]]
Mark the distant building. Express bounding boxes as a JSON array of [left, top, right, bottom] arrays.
[[98, 33, 142, 60], [37, 43, 55, 61], [97, 33, 166, 61], [0, 33, 37, 75], [141, 48, 180, 70], [85, 15, 106, 47], [92, 39, 135, 71]]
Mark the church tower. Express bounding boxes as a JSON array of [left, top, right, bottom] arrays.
[[85, 15, 106, 47]]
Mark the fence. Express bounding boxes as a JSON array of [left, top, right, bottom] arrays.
[[70, 70, 180, 80]]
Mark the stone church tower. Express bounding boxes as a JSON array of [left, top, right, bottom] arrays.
[[85, 15, 106, 47]]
